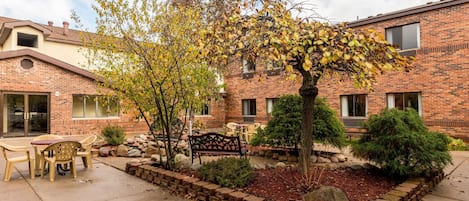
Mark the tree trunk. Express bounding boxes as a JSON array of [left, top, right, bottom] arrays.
[[298, 76, 318, 174]]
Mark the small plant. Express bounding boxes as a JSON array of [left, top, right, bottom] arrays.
[[101, 125, 125, 145], [352, 108, 452, 177], [447, 136, 468, 151], [300, 166, 325, 192], [197, 157, 254, 188]]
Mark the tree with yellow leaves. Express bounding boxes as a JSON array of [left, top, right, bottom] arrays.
[[75, 0, 221, 169], [199, 0, 413, 173]]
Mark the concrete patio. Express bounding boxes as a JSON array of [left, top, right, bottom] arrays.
[[0, 137, 187, 201]]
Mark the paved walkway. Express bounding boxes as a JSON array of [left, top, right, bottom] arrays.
[[422, 151, 469, 201], [0, 137, 187, 201]]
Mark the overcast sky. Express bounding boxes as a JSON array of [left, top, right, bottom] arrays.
[[0, 0, 432, 31]]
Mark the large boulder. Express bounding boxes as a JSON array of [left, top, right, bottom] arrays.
[[151, 154, 167, 164], [116, 145, 129, 157], [317, 156, 331, 163], [128, 149, 142, 157], [303, 186, 349, 201], [333, 154, 347, 162], [99, 146, 112, 157], [174, 154, 191, 169], [144, 145, 160, 158]]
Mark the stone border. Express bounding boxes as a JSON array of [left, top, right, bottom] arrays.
[[377, 171, 445, 201], [125, 161, 444, 201], [125, 162, 265, 201]]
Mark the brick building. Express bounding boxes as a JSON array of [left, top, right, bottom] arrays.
[[0, 17, 147, 137], [205, 0, 469, 140]]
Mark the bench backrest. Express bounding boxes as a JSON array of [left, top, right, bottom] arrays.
[[188, 132, 242, 153]]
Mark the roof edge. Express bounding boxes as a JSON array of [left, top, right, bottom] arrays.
[[0, 49, 102, 82], [0, 20, 53, 45], [347, 0, 468, 27]]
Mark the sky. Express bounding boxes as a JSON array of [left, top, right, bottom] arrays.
[[0, 0, 432, 31]]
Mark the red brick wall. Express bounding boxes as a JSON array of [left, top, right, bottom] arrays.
[[193, 97, 226, 129], [223, 60, 300, 125], [211, 2, 469, 140], [0, 56, 148, 136]]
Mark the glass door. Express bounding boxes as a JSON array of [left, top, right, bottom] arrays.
[[28, 95, 48, 134], [4, 94, 25, 136], [2, 93, 49, 137]]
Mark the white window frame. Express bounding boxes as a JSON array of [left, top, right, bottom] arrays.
[[385, 23, 420, 50], [72, 95, 119, 119], [386, 92, 422, 116], [340, 94, 368, 117], [266, 98, 278, 115]]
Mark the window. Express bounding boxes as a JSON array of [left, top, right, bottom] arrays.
[[387, 92, 422, 115], [242, 99, 256, 116], [17, 33, 38, 48], [266, 98, 278, 115], [386, 23, 420, 50], [340, 94, 367, 117], [266, 60, 282, 76], [195, 103, 210, 116], [72, 95, 119, 118], [242, 56, 256, 73]]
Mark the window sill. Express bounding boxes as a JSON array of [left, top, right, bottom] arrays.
[[266, 69, 281, 76], [397, 48, 419, 57]]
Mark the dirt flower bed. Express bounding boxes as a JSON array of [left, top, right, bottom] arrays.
[[180, 166, 402, 201]]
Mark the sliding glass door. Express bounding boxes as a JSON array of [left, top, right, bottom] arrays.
[[1, 93, 49, 137]]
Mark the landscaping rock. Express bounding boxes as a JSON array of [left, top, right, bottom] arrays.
[[126, 138, 135, 144], [333, 154, 347, 162], [174, 154, 191, 169], [116, 145, 129, 157], [330, 156, 339, 163], [99, 146, 111, 157], [144, 145, 160, 158], [278, 155, 288, 161], [317, 156, 331, 163], [311, 155, 318, 163], [128, 149, 142, 157], [151, 154, 167, 164], [275, 162, 286, 168], [303, 186, 349, 201]]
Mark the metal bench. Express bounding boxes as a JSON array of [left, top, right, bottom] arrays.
[[188, 132, 247, 164]]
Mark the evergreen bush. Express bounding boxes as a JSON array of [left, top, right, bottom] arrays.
[[351, 108, 452, 177], [250, 95, 346, 149], [197, 157, 254, 188], [101, 125, 125, 145]]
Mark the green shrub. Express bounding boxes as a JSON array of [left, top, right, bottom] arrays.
[[447, 136, 468, 151], [197, 157, 254, 188], [251, 95, 346, 149], [351, 108, 452, 177], [101, 125, 125, 145]]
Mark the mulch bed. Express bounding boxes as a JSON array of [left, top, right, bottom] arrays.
[[180, 166, 403, 201]]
